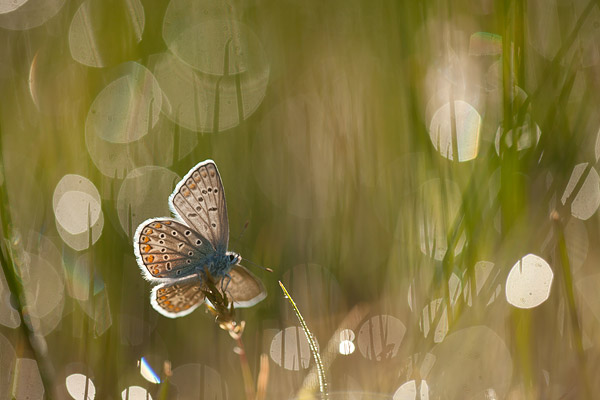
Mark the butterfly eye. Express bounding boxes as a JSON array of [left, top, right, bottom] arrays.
[[228, 254, 235, 262]]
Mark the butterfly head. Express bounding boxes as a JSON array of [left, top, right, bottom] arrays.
[[226, 252, 241, 266]]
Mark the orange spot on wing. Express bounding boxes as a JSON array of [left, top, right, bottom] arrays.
[[146, 255, 154, 263], [143, 245, 151, 252], [141, 236, 149, 243]]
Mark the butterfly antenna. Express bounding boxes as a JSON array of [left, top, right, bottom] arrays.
[[242, 258, 274, 273], [231, 220, 273, 272], [234, 220, 250, 244]]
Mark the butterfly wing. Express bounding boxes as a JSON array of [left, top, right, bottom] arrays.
[[151, 276, 204, 318], [168, 160, 229, 252], [134, 218, 214, 281], [221, 265, 267, 308]]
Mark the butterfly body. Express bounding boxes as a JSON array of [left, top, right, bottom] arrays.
[[197, 251, 240, 279], [133, 160, 266, 318]]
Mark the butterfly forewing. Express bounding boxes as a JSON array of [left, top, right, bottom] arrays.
[[135, 218, 213, 279], [151, 276, 204, 318], [169, 160, 229, 251], [221, 265, 267, 308]]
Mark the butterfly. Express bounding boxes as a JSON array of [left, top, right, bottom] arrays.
[[133, 160, 266, 318]]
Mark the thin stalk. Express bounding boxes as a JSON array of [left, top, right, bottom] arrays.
[[202, 271, 256, 399], [255, 353, 269, 400], [235, 336, 256, 400], [279, 281, 328, 399]]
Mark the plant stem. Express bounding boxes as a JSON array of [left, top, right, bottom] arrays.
[[236, 335, 256, 400], [255, 353, 269, 400]]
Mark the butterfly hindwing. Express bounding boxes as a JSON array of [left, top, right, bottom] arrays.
[[169, 160, 229, 252], [134, 218, 213, 280], [221, 265, 267, 308], [151, 276, 205, 318]]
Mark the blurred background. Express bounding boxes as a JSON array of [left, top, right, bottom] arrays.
[[1, 0, 600, 398]]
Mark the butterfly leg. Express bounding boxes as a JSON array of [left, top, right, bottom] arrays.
[[221, 273, 232, 292]]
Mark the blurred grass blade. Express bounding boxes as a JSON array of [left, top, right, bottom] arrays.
[[0, 123, 56, 399]]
